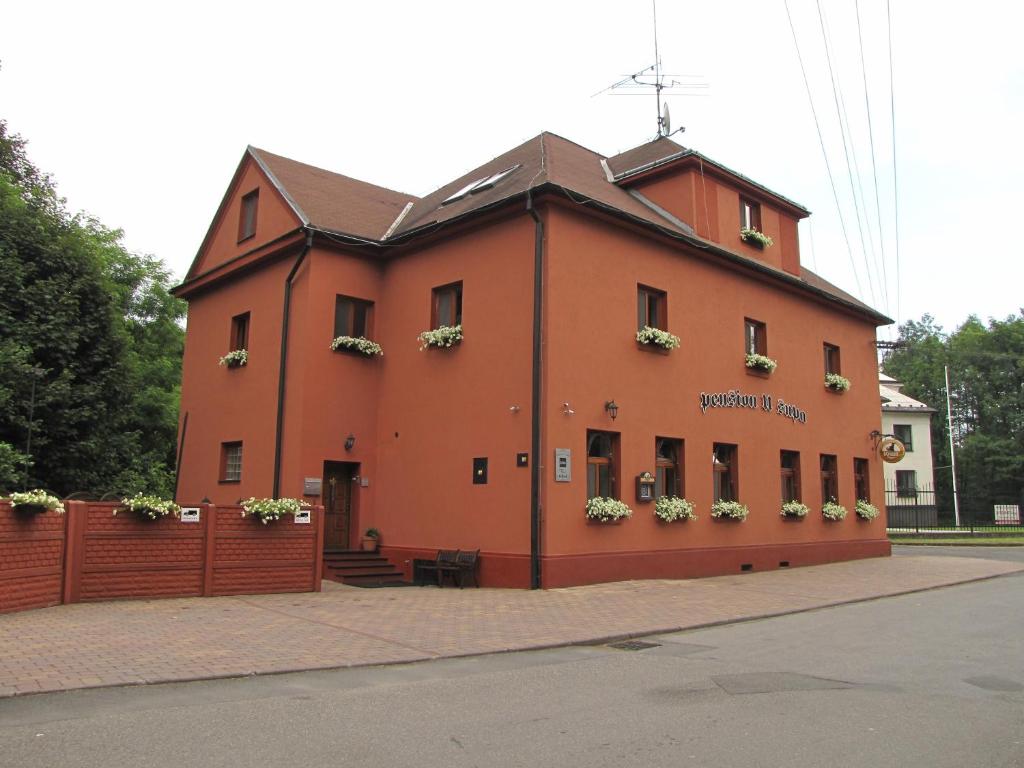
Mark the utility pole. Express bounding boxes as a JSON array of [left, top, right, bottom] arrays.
[[944, 365, 961, 527]]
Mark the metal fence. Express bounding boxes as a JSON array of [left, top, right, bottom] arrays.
[[886, 480, 1023, 535]]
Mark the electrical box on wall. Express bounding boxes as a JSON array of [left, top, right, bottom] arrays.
[[473, 457, 488, 484], [636, 471, 656, 502]]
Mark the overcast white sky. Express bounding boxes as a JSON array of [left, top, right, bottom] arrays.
[[2, 1, 1021, 336]]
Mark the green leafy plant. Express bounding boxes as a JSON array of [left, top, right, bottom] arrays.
[[781, 501, 809, 518], [331, 336, 383, 357], [418, 324, 463, 350], [855, 499, 880, 520], [825, 373, 851, 392], [636, 326, 681, 350], [822, 501, 848, 521], [711, 500, 749, 520], [8, 489, 64, 514], [585, 496, 633, 522], [364, 527, 381, 539], [241, 497, 304, 524], [654, 496, 697, 522], [219, 349, 248, 367], [740, 227, 774, 248], [117, 493, 181, 520], [745, 353, 778, 373]]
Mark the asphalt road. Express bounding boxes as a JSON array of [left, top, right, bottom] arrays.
[[1, 557, 1022, 768], [893, 543, 1024, 563]]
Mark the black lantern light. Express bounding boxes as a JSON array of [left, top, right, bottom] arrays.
[[344, 434, 356, 451], [604, 400, 619, 420]]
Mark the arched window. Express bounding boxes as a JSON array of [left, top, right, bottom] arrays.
[[587, 431, 616, 499], [655, 438, 682, 498]]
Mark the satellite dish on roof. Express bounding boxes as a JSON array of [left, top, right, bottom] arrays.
[[661, 103, 671, 136]]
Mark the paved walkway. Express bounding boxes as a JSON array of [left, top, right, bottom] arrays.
[[1, 554, 1021, 698]]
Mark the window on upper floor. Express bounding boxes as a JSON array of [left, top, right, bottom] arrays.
[[655, 437, 682, 499], [230, 312, 250, 351], [820, 454, 838, 503], [744, 318, 767, 356], [239, 189, 259, 241], [854, 458, 870, 502], [824, 343, 841, 375], [587, 431, 618, 500], [781, 450, 801, 503], [432, 281, 463, 329], [220, 441, 243, 483], [893, 424, 913, 452], [895, 469, 917, 498], [637, 285, 667, 331], [713, 443, 737, 502], [740, 198, 761, 231], [334, 295, 374, 339]]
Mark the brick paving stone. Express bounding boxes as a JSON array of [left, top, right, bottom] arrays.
[[0, 554, 1020, 698]]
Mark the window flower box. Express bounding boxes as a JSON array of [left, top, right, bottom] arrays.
[[824, 373, 851, 392], [745, 353, 777, 374], [241, 497, 304, 525], [219, 349, 248, 368], [116, 493, 181, 521], [781, 501, 809, 518], [740, 227, 773, 249], [711, 500, 749, 521], [636, 326, 680, 351], [585, 496, 632, 523], [9, 489, 64, 515], [330, 335, 383, 357], [822, 501, 848, 521], [855, 499, 880, 520], [418, 324, 463, 350], [654, 496, 696, 522]]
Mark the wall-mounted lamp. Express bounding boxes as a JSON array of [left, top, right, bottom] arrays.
[[344, 433, 356, 451], [562, 402, 575, 416], [509, 405, 521, 414], [605, 400, 619, 420]]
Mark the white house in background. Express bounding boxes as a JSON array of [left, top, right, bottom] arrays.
[[879, 372, 937, 499]]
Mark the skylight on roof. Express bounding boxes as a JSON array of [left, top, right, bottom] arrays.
[[441, 165, 521, 206]]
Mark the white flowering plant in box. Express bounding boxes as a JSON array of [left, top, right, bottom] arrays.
[[855, 499, 881, 520], [745, 353, 777, 373], [241, 497, 304, 525], [330, 336, 383, 357], [636, 326, 681, 350], [654, 496, 697, 522], [822, 500, 848, 521], [824, 373, 851, 392], [116, 493, 181, 521], [9, 489, 64, 514], [585, 496, 633, 522], [219, 349, 248, 367], [711, 500, 749, 520], [781, 501, 810, 518], [418, 324, 463, 350], [740, 227, 774, 248]]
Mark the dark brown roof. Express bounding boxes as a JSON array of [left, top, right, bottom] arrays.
[[231, 135, 885, 323], [250, 147, 416, 240]]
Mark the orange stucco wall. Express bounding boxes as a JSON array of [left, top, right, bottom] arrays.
[[177, 169, 887, 589]]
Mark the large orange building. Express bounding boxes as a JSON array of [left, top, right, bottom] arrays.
[[173, 133, 892, 588]]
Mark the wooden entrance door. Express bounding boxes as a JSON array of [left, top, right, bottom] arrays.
[[323, 461, 357, 550]]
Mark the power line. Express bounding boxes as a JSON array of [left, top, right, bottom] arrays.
[[887, 0, 902, 328], [815, 0, 878, 308], [783, 0, 863, 298]]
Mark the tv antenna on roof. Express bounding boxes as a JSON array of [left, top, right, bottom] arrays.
[[593, 0, 708, 139]]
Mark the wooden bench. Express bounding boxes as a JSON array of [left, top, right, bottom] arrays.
[[413, 549, 480, 588]]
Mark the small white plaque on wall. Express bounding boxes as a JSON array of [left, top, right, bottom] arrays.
[[554, 448, 571, 482], [180, 507, 201, 523], [294, 509, 311, 524]]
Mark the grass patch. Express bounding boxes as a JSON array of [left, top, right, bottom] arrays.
[[891, 537, 1024, 546]]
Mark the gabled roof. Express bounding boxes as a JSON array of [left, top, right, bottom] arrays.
[[187, 133, 889, 324], [250, 147, 417, 240], [880, 379, 936, 413]]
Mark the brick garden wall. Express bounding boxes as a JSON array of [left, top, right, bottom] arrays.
[[0, 501, 323, 614], [0, 500, 65, 614]]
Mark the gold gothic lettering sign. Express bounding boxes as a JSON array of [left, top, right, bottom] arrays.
[[698, 389, 808, 424]]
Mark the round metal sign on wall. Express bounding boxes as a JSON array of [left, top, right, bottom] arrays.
[[879, 436, 906, 463]]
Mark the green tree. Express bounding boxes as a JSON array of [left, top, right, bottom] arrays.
[[0, 120, 184, 497]]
